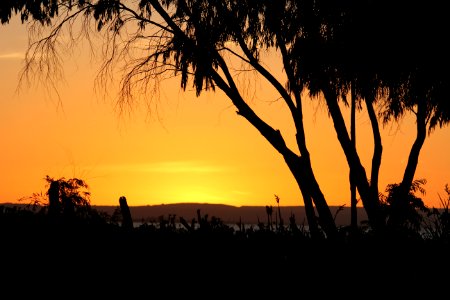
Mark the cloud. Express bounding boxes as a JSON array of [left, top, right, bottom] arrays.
[[0, 52, 24, 60]]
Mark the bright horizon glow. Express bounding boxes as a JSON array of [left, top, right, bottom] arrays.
[[1, 17, 449, 209]]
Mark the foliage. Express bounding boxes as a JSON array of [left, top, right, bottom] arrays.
[[18, 175, 111, 227], [10, 175, 450, 244], [422, 184, 450, 242], [4, 186, 450, 244], [46, 175, 90, 204], [376, 179, 431, 240]]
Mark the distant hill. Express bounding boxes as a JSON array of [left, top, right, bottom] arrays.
[[93, 203, 368, 227], [0, 202, 368, 227]]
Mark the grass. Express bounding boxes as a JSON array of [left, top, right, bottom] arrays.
[[1, 177, 449, 297], [1, 200, 449, 298]]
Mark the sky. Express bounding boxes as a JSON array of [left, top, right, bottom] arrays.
[[1, 16, 449, 209]]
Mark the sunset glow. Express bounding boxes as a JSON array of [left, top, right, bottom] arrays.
[[1, 16, 449, 209]]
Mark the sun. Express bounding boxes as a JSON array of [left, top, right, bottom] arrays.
[[168, 185, 227, 204]]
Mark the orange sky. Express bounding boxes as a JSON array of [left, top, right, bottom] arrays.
[[1, 17, 449, 209]]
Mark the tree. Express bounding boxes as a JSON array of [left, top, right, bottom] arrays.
[[45, 175, 92, 219], [1, 0, 336, 239], [375, 1, 450, 227], [381, 178, 429, 237], [280, 0, 450, 231], [119, 196, 134, 230], [2, 1, 449, 238]]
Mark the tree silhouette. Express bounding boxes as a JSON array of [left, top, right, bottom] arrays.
[[277, 0, 450, 231], [382, 178, 429, 237], [2, 1, 449, 238], [45, 175, 91, 219], [119, 196, 134, 230]]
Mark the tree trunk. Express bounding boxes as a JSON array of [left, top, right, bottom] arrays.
[[322, 87, 384, 230], [366, 99, 382, 203], [119, 196, 134, 230], [350, 84, 357, 232], [285, 154, 338, 239], [48, 180, 60, 218], [208, 48, 338, 239], [400, 101, 427, 195], [389, 101, 427, 227], [209, 68, 337, 239], [284, 155, 321, 238], [292, 107, 338, 239]]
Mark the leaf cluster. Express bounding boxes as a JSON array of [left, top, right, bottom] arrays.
[[1, 0, 59, 25]]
